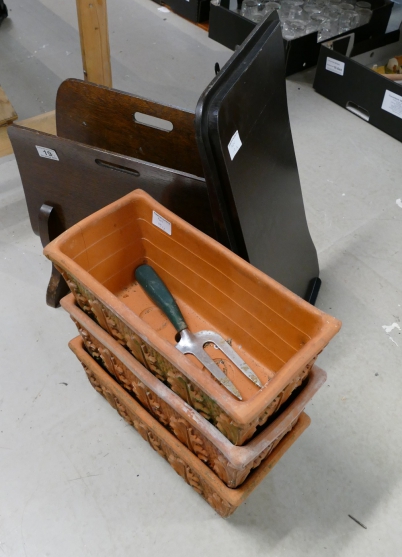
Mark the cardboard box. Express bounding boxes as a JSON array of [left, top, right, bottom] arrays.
[[208, 0, 393, 75], [314, 26, 402, 142]]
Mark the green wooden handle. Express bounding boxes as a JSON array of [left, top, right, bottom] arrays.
[[135, 264, 187, 333]]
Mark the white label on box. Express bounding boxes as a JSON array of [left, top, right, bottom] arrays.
[[325, 57, 345, 76], [152, 211, 172, 235], [228, 130, 242, 161], [381, 89, 402, 120], [36, 146, 59, 161]]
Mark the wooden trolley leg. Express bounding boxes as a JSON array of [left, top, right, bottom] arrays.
[[39, 204, 69, 308]]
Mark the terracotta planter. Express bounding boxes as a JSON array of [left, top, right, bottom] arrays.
[[62, 292, 326, 487], [44, 189, 340, 445], [69, 336, 311, 517]]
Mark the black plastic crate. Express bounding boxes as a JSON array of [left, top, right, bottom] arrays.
[[208, 0, 393, 75], [314, 25, 402, 142]]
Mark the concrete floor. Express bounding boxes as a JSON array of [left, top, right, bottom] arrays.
[[1, 1, 402, 556]]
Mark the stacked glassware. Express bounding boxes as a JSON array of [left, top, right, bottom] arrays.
[[239, 0, 373, 41]]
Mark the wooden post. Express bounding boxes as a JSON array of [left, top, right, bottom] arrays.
[[76, 0, 112, 87], [0, 86, 18, 127]]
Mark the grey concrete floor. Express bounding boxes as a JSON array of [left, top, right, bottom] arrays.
[[1, 1, 402, 556]]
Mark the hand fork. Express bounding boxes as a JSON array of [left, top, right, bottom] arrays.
[[135, 264, 263, 400]]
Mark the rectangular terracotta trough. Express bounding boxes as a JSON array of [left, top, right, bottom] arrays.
[[69, 336, 311, 517], [45, 189, 340, 445], [62, 292, 326, 487]]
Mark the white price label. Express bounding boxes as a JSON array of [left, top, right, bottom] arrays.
[[325, 57, 345, 76], [152, 211, 172, 235], [228, 130, 242, 161], [36, 146, 59, 161], [381, 89, 402, 120]]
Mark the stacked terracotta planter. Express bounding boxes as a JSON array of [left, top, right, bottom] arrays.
[[45, 190, 341, 517]]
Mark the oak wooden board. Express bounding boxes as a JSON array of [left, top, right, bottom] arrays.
[[0, 111, 56, 159], [0, 126, 12, 158], [76, 0, 112, 87], [0, 86, 18, 127], [18, 110, 57, 135]]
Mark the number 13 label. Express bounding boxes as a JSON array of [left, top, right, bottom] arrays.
[[36, 146, 59, 161]]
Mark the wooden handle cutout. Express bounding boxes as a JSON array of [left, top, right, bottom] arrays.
[[133, 112, 174, 132], [95, 159, 140, 176]]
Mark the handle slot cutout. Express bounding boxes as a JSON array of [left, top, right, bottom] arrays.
[[95, 159, 140, 177], [133, 112, 174, 132]]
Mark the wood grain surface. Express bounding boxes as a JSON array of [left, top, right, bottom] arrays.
[[8, 124, 214, 239], [56, 79, 203, 177], [0, 85, 18, 127], [76, 0, 112, 86], [0, 126, 12, 158], [18, 110, 57, 135], [0, 110, 56, 158]]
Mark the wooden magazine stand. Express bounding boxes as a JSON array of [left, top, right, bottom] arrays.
[[9, 18, 320, 307]]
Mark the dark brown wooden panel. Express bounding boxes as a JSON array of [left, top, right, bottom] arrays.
[[56, 79, 204, 177], [8, 124, 214, 239]]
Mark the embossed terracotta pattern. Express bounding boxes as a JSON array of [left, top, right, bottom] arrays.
[[62, 292, 326, 487], [69, 336, 311, 517], [44, 190, 340, 445]]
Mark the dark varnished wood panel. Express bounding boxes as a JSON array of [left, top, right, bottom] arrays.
[[38, 203, 70, 307], [56, 79, 204, 177], [8, 125, 214, 239]]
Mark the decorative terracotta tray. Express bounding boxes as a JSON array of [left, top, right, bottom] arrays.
[[69, 336, 311, 517], [62, 292, 326, 487], [44, 189, 340, 445]]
